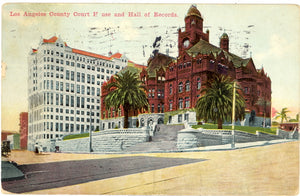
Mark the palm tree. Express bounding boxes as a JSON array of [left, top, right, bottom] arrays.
[[275, 107, 290, 123], [105, 70, 149, 128], [195, 75, 245, 129], [256, 97, 271, 127]]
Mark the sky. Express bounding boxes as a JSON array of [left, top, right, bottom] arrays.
[[1, 2, 300, 131]]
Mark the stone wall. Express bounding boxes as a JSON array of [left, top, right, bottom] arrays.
[[276, 129, 298, 139], [166, 111, 197, 125], [177, 128, 284, 150], [55, 128, 149, 153]]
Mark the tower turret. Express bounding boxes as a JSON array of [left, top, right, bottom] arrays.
[[220, 32, 229, 52]]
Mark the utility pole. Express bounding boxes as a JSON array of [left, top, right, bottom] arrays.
[[89, 107, 93, 152], [231, 81, 236, 149]]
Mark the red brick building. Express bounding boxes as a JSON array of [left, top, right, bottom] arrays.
[[101, 5, 272, 128], [19, 112, 28, 149]]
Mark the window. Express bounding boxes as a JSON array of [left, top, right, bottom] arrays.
[[60, 82, 63, 91], [151, 104, 155, 113], [60, 94, 63, 106], [179, 98, 183, 109], [244, 87, 248, 94], [66, 83, 69, 92], [158, 89, 161, 98], [81, 73, 85, 83], [185, 97, 190, 108], [71, 96, 74, 107], [197, 78, 201, 90], [178, 82, 183, 93], [77, 97, 80, 107], [81, 97, 84, 108], [66, 95, 69, 106], [185, 81, 190, 91], [169, 100, 173, 111], [56, 94, 59, 105], [77, 85, 80, 93], [81, 85, 85, 94], [87, 74, 90, 83], [77, 73, 80, 82], [71, 71, 74, 81], [178, 114, 182, 123], [92, 75, 95, 84], [71, 84, 74, 92], [87, 87, 90, 95], [169, 84, 172, 95]]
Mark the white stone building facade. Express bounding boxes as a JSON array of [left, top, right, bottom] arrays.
[[27, 36, 128, 151]]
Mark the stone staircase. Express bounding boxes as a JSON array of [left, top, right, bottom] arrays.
[[124, 124, 184, 152]]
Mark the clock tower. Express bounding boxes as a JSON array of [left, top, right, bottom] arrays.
[[178, 5, 209, 55]]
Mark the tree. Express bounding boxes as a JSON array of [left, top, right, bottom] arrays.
[[105, 70, 149, 128], [288, 113, 299, 122], [195, 75, 245, 129], [275, 107, 290, 123], [256, 97, 271, 127]]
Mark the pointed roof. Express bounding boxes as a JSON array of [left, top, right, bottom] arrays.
[[220, 32, 229, 39], [186, 39, 251, 68], [186, 5, 202, 18], [43, 36, 58, 43], [147, 53, 175, 77], [110, 52, 123, 59]]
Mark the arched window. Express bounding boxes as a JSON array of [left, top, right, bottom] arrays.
[[178, 82, 183, 93], [197, 78, 201, 90], [169, 100, 173, 111], [186, 81, 190, 91], [178, 98, 183, 109], [169, 84, 173, 95]]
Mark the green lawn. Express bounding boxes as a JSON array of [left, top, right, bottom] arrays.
[[63, 132, 90, 140], [192, 124, 277, 135]]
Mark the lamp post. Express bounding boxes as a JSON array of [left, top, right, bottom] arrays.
[[231, 81, 236, 149], [89, 107, 93, 152]]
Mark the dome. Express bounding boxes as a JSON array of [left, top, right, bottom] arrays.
[[186, 5, 202, 18], [220, 32, 229, 39]]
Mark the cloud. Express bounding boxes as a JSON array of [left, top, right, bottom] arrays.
[[2, 61, 7, 79], [255, 34, 294, 62]]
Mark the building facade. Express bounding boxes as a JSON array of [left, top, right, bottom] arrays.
[[19, 112, 28, 149], [101, 5, 272, 128], [27, 36, 130, 151]]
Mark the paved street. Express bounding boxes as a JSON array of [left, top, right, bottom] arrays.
[[2, 156, 205, 193], [2, 141, 299, 195]]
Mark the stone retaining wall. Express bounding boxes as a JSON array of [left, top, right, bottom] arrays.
[[55, 128, 149, 153], [177, 128, 284, 150]]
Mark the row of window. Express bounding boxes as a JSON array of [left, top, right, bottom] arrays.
[[44, 93, 100, 108], [148, 89, 165, 99], [169, 78, 201, 94], [168, 59, 202, 72], [43, 105, 100, 114], [168, 113, 189, 123], [43, 71, 109, 84], [151, 103, 165, 113], [44, 81, 100, 96], [43, 50, 124, 68], [43, 63, 118, 74], [169, 97, 190, 110]]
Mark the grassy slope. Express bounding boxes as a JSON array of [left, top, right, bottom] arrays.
[[192, 124, 277, 135]]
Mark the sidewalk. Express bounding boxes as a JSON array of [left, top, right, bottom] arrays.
[[184, 139, 296, 152], [1, 139, 296, 183]]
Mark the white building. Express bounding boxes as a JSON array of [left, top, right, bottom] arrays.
[[27, 36, 129, 151]]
